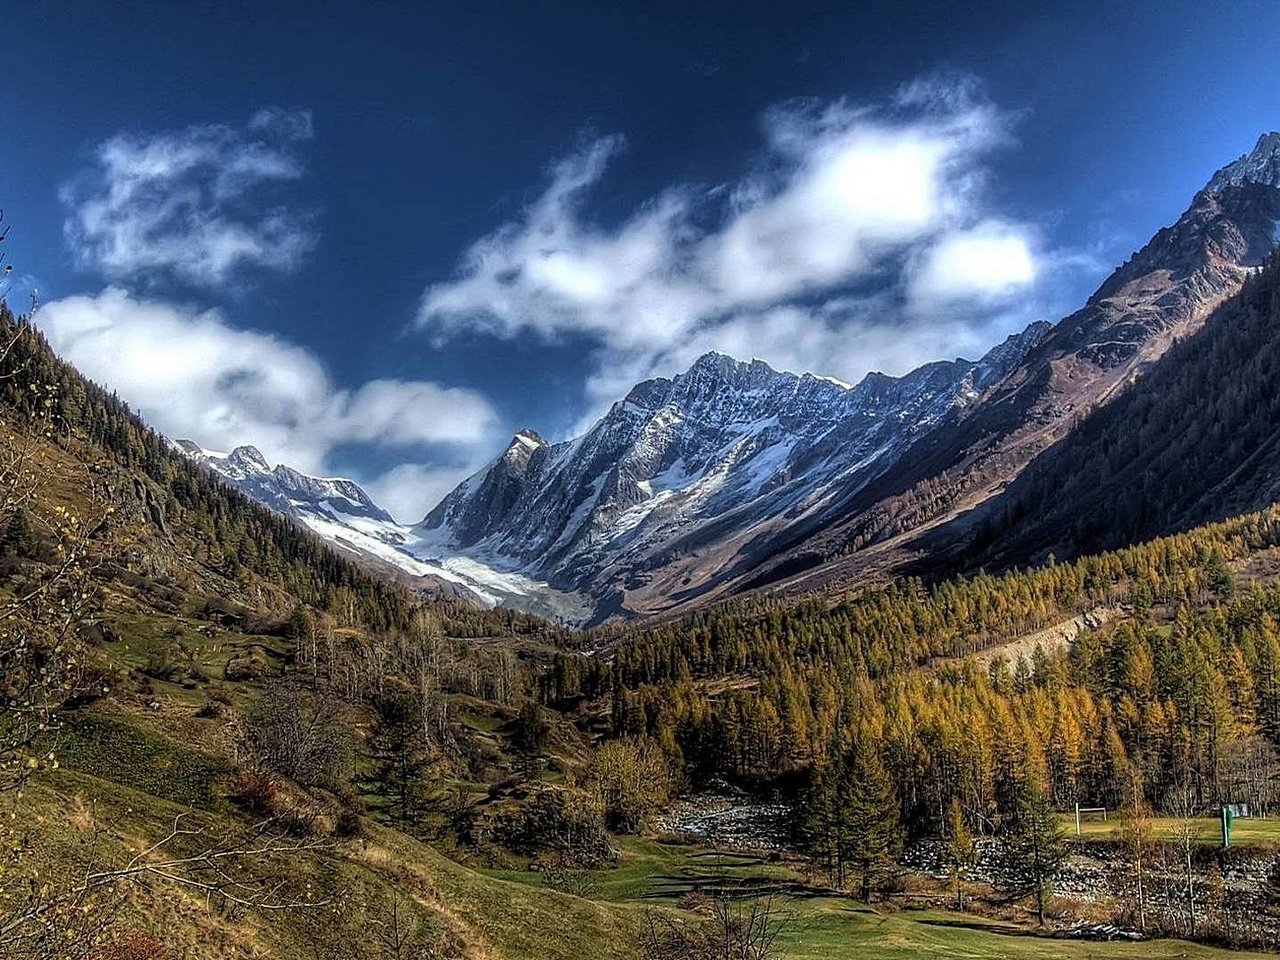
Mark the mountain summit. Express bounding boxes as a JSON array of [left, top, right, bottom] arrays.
[[418, 327, 1051, 620], [1206, 131, 1280, 193], [174, 441, 394, 524]]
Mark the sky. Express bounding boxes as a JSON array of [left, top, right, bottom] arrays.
[[4, 1, 1280, 521]]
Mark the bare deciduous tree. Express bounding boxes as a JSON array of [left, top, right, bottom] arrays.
[[641, 893, 792, 960]]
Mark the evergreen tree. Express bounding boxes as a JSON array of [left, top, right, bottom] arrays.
[[844, 738, 902, 901], [803, 737, 901, 900], [512, 701, 552, 779], [1003, 774, 1067, 925], [365, 681, 437, 825], [0, 507, 38, 559]]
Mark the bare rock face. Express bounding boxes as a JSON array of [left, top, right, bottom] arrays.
[[131, 477, 170, 537]]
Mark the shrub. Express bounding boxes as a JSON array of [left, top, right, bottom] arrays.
[[247, 684, 353, 790], [96, 929, 169, 960], [223, 645, 273, 681], [194, 698, 223, 719], [493, 787, 615, 867], [227, 765, 278, 814], [334, 782, 368, 838]]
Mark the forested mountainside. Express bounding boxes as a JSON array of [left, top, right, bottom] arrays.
[[934, 252, 1280, 569], [413, 134, 1280, 622], [0, 304, 550, 639], [751, 142, 1280, 597], [0, 305, 617, 959], [560, 503, 1280, 857]]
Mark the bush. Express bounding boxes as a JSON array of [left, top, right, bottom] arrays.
[[97, 929, 170, 960], [223, 645, 273, 681], [641, 894, 791, 960], [227, 765, 278, 814], [247, 684, 353, 790], [194, 698, 223, 719], [141, 653, 181, 682], [535, 853, 600, 898], [493, 787, 615, 867], [334, 783, 368, 838]]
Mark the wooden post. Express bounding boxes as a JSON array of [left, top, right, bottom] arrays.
[[1075, 802, 1081, 837]]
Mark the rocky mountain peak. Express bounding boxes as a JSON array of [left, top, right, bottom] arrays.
[[1206, 131, 1280, 194], [505, 429, 547, 456], [176, 440, 395, 524], [226, 445, 271, 474]]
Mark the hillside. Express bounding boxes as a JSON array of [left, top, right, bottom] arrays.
[[0, 306, 619, 959], [932, 252, 1280, 568]]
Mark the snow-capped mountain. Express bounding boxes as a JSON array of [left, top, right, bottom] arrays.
[[174, 441, 395, 525], [417, 132, 1280, 623], [418, 326, 1050, 620], [173, 440, 416, 562], [172, 440, 586, 618], [178, 133, 1280, 626]]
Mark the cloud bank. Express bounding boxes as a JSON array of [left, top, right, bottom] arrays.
[[60, 108, 318, 288], [417, 76, 1082, 412], [37, 289, 498, 520]]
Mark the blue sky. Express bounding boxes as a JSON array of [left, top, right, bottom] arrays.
[[4, 0, 1280, 520]]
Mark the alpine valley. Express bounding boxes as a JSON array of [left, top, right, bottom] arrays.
[[14, 25, 1280, 958]]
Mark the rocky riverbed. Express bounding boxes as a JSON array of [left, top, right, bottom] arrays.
[[654, 788, 793, 850]]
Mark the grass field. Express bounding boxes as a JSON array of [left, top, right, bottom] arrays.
[[486, 835, 1275, 960], [778, 902, 1271, 960], [1067, 813, 1280, 846]]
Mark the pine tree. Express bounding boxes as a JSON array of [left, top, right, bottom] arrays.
[[843, 737, 902, 901], [0, 507, 38, 559], [1003, 774, 1067, 925], [365, 681, 437, 825]]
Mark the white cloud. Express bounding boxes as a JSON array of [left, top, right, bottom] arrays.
[[37, 288, 498, 520], [907, 219, 1039, 310], [363, 462, 481, 524], [417, 75, 1084, 413], [60, 109, 317, 288]]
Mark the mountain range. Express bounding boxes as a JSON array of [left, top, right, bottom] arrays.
[[179, 133, 1280, 625]]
